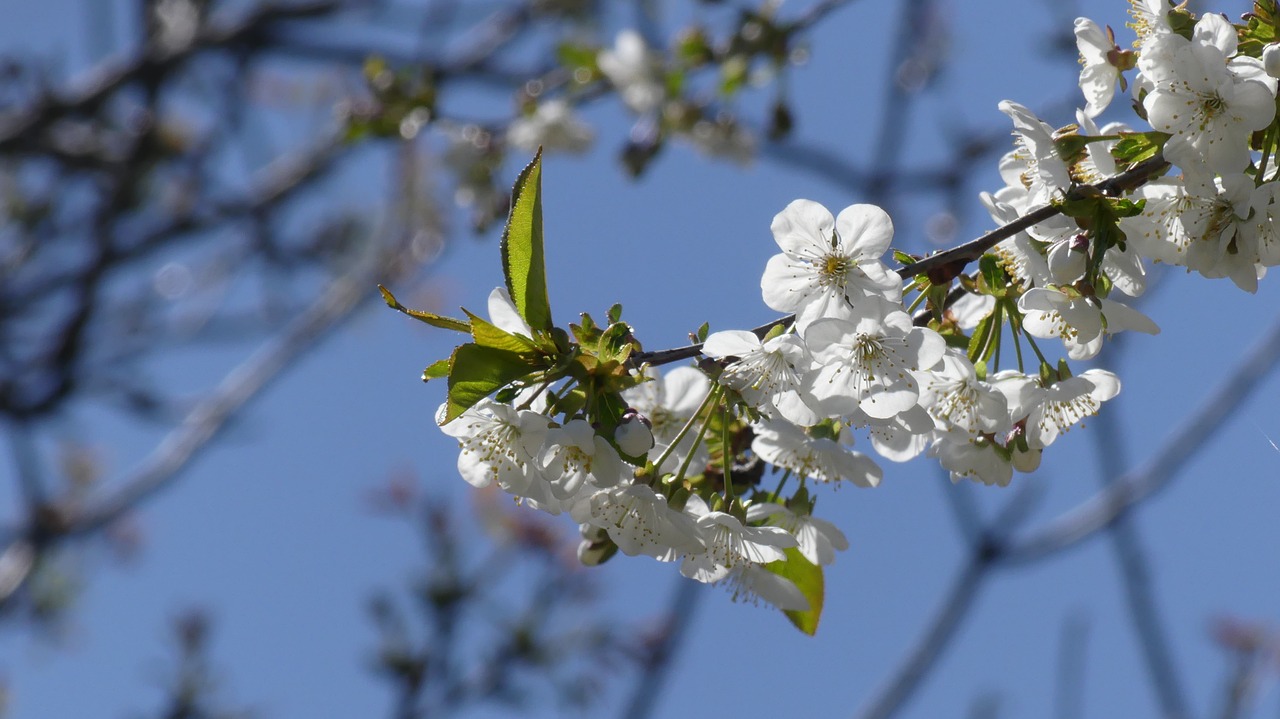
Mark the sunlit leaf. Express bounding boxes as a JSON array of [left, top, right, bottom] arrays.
[[443, 343, 534, 423], [463, 309, 538, 355], [766, 548, 825, 635], [501, 149, 554, 331], [378, 285, 470, 333], [422, 358, 450, 382]]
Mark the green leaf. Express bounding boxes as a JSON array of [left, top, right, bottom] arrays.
[[422, 358, 450, 382], [379, 285, 470, 333], [501, 150, 554, 331], [462, 309, 539, 355], [443, 343, 535, 423], [765, 548, 825, 635], [967, 311, 996, 364]]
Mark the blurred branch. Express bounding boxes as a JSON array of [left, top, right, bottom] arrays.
[[0, 0, 348, 154], [0, 223, 420, 610], [1088, 353, 1191, 719], [853, 486, 1041, 719], [1006, 312, 1280, 564], [619, 578, 702, 719]]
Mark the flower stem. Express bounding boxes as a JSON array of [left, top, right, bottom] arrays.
[[651, 383, 719, 476], [721, 404, 735, 502]]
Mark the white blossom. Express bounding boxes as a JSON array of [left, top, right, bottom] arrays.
[[761, 200, 903, 329], [747, 503, 849, 566], [702, 330, 819, 426], [506, 99, 594, 154], [751, 417, 883, 487]]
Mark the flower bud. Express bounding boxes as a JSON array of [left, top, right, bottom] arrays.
[[1265, 44, 1280, 79], [577, 524, 618, 566], [614, 409, 655, 456]]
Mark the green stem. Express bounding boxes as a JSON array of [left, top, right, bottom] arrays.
[[1011, 320, 1026, 373], [651, 383, 719, 476], [769, 469, 791, 503], [906, 286, 928, 314], [516, 379, 555, 411], [989, 303, 1004, 372], [674, 387, 722, 485], [1024, 332, 1050, 368], [1258, 100, 1279, 185], [721, 404, 735, 502]]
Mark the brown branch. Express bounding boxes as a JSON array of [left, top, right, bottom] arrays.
[[629, 154, 1169, 369]]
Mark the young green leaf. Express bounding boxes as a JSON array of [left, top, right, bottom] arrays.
[[378, 285, 470, 333], [443, 343, 536, 423], [765, 548, 825, 635], [462, 309, 539, 355], [501, 149, 554, 331], [422, 358, 451, 382]]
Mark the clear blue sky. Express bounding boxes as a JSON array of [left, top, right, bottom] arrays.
[[2, 1, 1278, 718]]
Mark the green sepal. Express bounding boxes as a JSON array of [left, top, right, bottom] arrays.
[[500, 149, 554, 331], [442, 343, 536, 423], [570, 312, 602, 347], [598, 322, 635, 365], [422, 358, 451, 382], [1166, 4, 1197, 39], [765, 547, 825, 635], [462, 309, 538, 355], [378, 285, 470, 333]]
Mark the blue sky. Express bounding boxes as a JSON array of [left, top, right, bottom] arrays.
[[3, 1, 1279, 718]]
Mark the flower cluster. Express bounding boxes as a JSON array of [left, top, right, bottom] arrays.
[[418, 1, 1280, 628]]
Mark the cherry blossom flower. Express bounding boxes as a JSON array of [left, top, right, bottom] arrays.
[[438, 399, 549, 495], [1075, 18, 1124, 117], [598, 30, 664, 114], [614, 409, 655, 457], [676, 495, 797, 583], [931, 436, 1014, 487], [702, 330, 819, 426], [1139, 13, 1277, 176], [1025, 369, 1121, 448], [747, 503, 849, 566], [622, 366, 712, 474], [805, 298, 946, 419], [916, 351, 1011, 436], [1018, 287, 1158, 359], [538, 419, 627, 500], [761, 200, 903, 329], [751, 417, 883, 487], [721, 563, 809, 611], [506, 99, 594, 154], [571, 484, 702, 559]]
